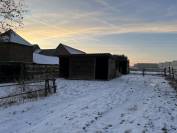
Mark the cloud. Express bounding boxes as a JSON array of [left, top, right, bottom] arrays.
[[21, 7, 177, 40], [95, 0, 118, 12], [17, 17, 177, 47], [17, 1, 177, 47]]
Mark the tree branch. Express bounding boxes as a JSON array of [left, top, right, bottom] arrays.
[[0, 0, 26, 32]]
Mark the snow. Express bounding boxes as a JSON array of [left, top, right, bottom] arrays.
[[33, 53, 59, 65], [0, 82, 45, 98], [9, 31, 32, 46], [130, 71, 163, 75], [0, 75, 177, 133], [0, 30, 32, 46], [63, 44, 85, 54], [0, 83, 19, 97]]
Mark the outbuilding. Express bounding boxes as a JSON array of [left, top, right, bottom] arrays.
[[0, 42, 33, 63], [39, 43, 86, 56], [0, 30, 33, 82], [0, 29, 33, 63], [114, 55, 129, 75], [59, 53, 129, 80]]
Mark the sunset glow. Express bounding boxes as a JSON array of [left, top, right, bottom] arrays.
[[16, 0, 177, 65]]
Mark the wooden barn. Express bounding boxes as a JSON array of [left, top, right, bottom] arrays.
[[114, 55, 129, 75], [39, 43, 86, 56], [59, 53, 129, 80], [0, 42, 33, 63], [0, 29, 33, 63], [0, 30, 33, 82]]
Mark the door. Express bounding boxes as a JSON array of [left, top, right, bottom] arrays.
[[95, 57, 108, 80]]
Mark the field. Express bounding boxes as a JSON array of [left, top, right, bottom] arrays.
[[0, 74, 177, 133]]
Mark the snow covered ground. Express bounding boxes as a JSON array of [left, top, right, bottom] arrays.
[[0, 75, 177, 133], [130, 71, 163, 75]]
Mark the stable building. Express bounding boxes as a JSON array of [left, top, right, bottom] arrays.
[[0, 29, 129, 82], [0, 30, 60, 82], [0, 29, 33, 63], [114, 55, 129, 75], [0, 42, 33, 63], [0, 30, 33, 82], [59, 53, 129, 80], [39, 43, 86, 56]]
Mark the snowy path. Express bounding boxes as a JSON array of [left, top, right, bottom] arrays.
[[0, 75, 177, 133]]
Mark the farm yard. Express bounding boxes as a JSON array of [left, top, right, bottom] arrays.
[[0, 74, 177, 133], [1, 0, 177, 133]]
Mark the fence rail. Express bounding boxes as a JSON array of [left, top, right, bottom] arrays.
[[130, 67, 177, 81], [0, 78, 57, 106], [0, 88, 45, 100], [0, 63, 58, 106]]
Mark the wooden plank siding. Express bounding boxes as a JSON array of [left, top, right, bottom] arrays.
[[108, 58, 116, 80], [59, 53, 129, 80], [0, 63, 59, 83], [0, 42, 33, 63], [69, 56, 96, 80]]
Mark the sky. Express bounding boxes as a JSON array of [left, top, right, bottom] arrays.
[[16, 0, 177, 65]]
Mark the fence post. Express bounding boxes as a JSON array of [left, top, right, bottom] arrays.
[[53, 79, 56, 93], [169, 67, 171, 77], [142, 68, 145, 76], [164, 68, 167, 77], [32, 64, 34, 79], [172, 67, 175, 79], [20, 63, 25, 92], [45, 79, 49, 96]]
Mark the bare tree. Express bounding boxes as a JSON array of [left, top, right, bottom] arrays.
[[0, 0, 26, 33]]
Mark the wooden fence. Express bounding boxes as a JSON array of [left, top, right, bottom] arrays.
[[130, 67, 177, 80], [0, 79, 57, 106], [0, 63, 58, 106]]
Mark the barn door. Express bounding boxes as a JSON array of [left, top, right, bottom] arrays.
[[60, 57, 69, 78], [95, 57, 108, 80]]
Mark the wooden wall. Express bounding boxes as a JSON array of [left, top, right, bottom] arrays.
[[59, 54, 129, 81], [0, 63, 22, 82], [69, 56, 96, 80], [25, 64, 59, 80], [59, 56, 69, 78], [108, 58, 116, 80], [0, 63, 59, 83], [0, 42, 33, 63]]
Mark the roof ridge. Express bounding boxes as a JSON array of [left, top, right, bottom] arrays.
[[0, 29, 32, 46], [60, 43, 85, 54]]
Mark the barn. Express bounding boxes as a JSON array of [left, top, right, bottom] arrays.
[[0, 42, 33, 63], [114, 55, 129, 75], [0, 30, 33, 82], [0, 30, 129, 82], [0, 30, 61, 82], [39, 43, 86, 56], [59, 53, 129, 80], [0, 29, 33, 63]]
